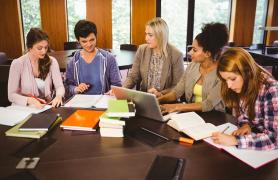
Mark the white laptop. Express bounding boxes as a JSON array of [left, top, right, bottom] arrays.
[[111, 86, 170, 122]]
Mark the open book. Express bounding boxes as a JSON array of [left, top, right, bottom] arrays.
[[167, 112, 218, 140], [204, 123, 278, 169], [64, 94, 115, 109], [0, 105, 52, 126]]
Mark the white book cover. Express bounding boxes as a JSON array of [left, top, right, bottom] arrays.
[[64, 94, 115, 108], [99, 121, 124, 129], [204, 122, 278, 169], [167, 112, 218, 140]]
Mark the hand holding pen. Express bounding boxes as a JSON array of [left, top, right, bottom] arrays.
[[27, 94, 46, 109]]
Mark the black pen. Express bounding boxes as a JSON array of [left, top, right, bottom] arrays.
[[140, 127, 169, 140]]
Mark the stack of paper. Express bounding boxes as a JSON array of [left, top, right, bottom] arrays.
[[99, 112, 125, 137], [60, 110, 104, 131]]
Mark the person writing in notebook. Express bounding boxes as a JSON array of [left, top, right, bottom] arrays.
[[64, 20, 122, 98], [123, 17, 184, 95], [158, 23, 228, 112], [212, 48, 278, 150], [8, 28, 65, 109]]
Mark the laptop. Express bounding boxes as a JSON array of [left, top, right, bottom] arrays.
[[111, 86, 170, 122]]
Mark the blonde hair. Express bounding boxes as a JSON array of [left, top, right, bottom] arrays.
[[217, 47, 271, 119], [146, 17, 169, 58]]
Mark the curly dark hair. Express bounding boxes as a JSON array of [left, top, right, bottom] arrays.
[[74, 20, 97, 40], [195, 22, 229, 59]]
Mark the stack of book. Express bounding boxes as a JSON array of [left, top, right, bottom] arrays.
[[99, 100, 135, 137], [5, 113, 61, 139]]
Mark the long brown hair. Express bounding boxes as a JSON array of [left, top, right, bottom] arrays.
[[26, 28, 51, 80], [217, 47, 271, 119]]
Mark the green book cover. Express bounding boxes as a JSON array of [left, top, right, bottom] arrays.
[[106, 100, 135, 117], [5, 119, 47, 139]]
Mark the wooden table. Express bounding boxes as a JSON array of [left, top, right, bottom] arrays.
[[48, 49, 136, 72], [0, 109, 277, 180]]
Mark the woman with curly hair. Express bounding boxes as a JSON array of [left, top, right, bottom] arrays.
[[159, 22, 228, 113]]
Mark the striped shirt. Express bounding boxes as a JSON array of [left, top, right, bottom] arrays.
[[235, 76, 278, 150]]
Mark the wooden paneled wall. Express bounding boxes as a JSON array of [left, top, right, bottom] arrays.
[[0, 0, 24, 59], [266, 0, 278, 45], [131, 0, 156, 45], [86, 0, 112, 49], [230, 0, 257, 47], [40, 0, 67, 51]]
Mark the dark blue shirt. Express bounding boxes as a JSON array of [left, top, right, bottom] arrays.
[[78, 52, 102, 94]]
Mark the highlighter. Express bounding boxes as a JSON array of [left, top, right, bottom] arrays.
[[173, 137, 194, 144]]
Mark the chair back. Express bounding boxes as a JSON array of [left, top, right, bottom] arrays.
[[120, 44, 138, 51], [0, 65, 11, 106], [0, 52, 8, 65], [64, 42, 81, 50]]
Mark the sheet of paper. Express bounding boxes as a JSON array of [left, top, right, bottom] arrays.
[[0, 107, 31, 126]]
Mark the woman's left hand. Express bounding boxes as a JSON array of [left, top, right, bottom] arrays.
[[50, 96, 63, 107], [211, 132, 238, 146]]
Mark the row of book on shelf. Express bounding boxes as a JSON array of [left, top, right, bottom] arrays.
[[0, 94, 277, 169]]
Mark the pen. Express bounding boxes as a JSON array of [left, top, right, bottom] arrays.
[[222, 126, 230, 133], [173, 137, 194, 144], [28, 94, 47, 104], [140, 127, 169, 140]]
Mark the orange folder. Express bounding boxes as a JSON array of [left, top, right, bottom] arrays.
[[60, 110, 104, 131]]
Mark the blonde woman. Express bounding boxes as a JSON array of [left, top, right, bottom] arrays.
[[123, 17, 184, 96], [212, 47, 278, 150]]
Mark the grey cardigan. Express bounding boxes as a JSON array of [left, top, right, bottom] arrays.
[[123, 44, 184, 94], [173, 62, 225, 112]]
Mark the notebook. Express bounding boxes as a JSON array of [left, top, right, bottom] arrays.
[[60, 109, 104, 131], [64, 94, 115, 109], [167, 112, 218, 140], [5, 119, 47, 139], [19, 113, 60, 131], [204, 123, 278, 169]]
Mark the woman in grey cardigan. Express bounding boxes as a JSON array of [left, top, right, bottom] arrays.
[[158, 23, 229, 112], [123, 18, 184, 96]]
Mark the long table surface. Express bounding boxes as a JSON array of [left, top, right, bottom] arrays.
[[0, 108, 277, 180], [48, 49, 136, 71]]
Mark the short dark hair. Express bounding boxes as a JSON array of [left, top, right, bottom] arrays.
[[26, 28, 49, 49], [195, 22, 229, 59], [74, 20, 97, 40]]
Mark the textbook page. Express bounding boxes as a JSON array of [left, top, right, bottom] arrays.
[[167, 112, 206, 131], [183, 123, 218, 141], [6, 105, 52, 114], [203, 122, 238, 149], [0, 107, 31, 126], [64, 95, 115, 108], [204, 123, 278, 168]]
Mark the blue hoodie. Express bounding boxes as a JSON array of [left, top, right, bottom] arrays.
[[64, 49, 122, 98]]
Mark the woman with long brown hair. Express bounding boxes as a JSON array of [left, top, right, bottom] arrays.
[[212, 47, 278, 150], [8, 28, 65, 108]]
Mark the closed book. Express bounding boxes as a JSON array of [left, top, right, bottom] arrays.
[[19, 113, 59, 131], [60, 110, 104, 131], [106, 100, 135, 117], [99, 112, 126, 126], [100, 127, 124, 137], [5, 119, 47, 139]]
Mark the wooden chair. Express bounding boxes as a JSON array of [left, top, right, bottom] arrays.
[[64, 41, 81, 50], [120, 44, 138, 51], [0, 65, 11, 106]]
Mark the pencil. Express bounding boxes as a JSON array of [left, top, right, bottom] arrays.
[[222, 126, 230, 133]]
